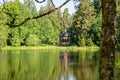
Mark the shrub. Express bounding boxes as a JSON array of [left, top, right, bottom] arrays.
[[25, 34, 39, 46]]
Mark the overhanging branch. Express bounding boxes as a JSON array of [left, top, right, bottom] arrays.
[[6, 0, 71, 27]]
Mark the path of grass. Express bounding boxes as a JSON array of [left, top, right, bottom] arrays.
[[1, 45, 99, 51]]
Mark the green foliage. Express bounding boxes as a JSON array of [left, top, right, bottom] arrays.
[[0, 12, 8, 48], [24, 0, 38, 16], [0, 0, 66, 47], [0, 26, 8, 48], [0, 0, 113, 47], [63, 8, 71, 29], [18, 26, 29, 45], [4, 0, 31, 46], [115, 55, 120, 75], [116, 0, 120, 46], [8, 28, 21, 46], [5, 0, 30, 25], [70, 0, 95, 46], [38, 19, 55, 44], [80, 38, 86, 47], [87, 38, 94, 46], [10, 37, 21, 47], [25, 34, 39, 46], [91, 14, 101, 46], [0, 0, 76, 47], [93, 0, 101, 14]]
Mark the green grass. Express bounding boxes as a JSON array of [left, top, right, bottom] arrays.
[[1, 45, 99, 51], [115, 56, 120, 75]]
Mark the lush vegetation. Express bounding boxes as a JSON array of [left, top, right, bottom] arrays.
[[1, 45, 99, 51], [0, 0, 73, 48], [115, 51, 120, 77], [0, 0, 120, 48]]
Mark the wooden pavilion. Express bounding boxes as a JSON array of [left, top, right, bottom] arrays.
[[60, 28, 70, 45]]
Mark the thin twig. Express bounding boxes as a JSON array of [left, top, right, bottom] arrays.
[[50, 0, 55, 8], [35, 0, 46, 3]]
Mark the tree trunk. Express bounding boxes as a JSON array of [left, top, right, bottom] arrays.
[[99, 0, 116, 80]]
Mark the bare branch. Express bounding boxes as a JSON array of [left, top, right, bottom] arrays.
[[50, 0, 55, 8], [35, 0, 46, 3], [0, 0, 8, 4], [6, 0, 71, 27], [3, 0, 5, 3]]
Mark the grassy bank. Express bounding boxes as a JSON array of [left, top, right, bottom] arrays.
[[1, 45, 99, 51]]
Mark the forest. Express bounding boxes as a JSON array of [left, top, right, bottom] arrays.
[[0, 0, 120, 48]]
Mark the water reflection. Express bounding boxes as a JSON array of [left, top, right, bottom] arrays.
[[60, 51, 69, 80], [0, 50, 99, 80], [60, 50, 99, 80]]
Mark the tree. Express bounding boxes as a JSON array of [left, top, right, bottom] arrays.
[[26, 34, 39, 46], [63, 8, 70, 29], [0, 9, 8, 48], [8, 28, 21, 46], [24, 0, 38, 16], [93, 0, 101, 15], [99, 0, 116, 80], [116, 0, 120, 47], [3, 0, 32, 46], [38, 19, 56, 44], [3, 0, 31, 27], [0, 0, 69, 46], [70, 0, 95, 46], [91, 14, 101, 46], [1, 0, 70, 27]]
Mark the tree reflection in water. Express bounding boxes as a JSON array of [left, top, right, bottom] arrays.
[[60, 50, 99, 80], [60, 50, 69, 80], [0, 49, 105, 80]]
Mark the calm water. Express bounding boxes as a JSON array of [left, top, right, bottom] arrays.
[[0, 49, 119, 80]]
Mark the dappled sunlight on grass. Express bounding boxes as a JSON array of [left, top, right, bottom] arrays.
[[1, 45, 99, 51]]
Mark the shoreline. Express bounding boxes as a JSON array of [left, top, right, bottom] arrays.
[[1, 45, 100, 51]]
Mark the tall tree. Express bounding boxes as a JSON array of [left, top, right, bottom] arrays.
[[99, 0, 116, 80], [63, 8, 70, 29], [93, 0, 101, 14], [24, 0, 38, 16], [116, 0, 120, 46], [91, 14, 101, 46], [1, 0, 70, 27], [70, 0, 95, 46], [0, 10, 8, 48], [38, 2, 62, 45], [8, 28, 21, 46]]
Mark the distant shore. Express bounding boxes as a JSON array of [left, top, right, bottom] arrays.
[[1, 45, 99, 51]]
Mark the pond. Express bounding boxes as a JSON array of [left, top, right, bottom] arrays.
[[0, 49, 119, 80]]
